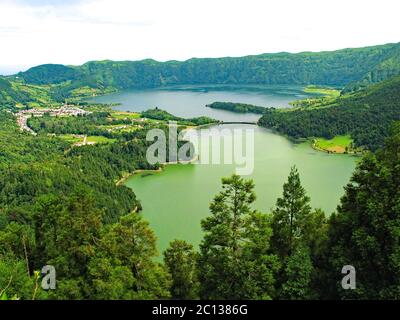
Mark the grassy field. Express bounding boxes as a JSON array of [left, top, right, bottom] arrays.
[[303, 85, 341, 97], [58, 134, 116, 145], [289, 85, 341, 110], [58, 134, 83, 143], [313, 135, 353, 153], [86, 135, 116, 144], [110, 111, 141, 120], [11, 82, 61, 108]]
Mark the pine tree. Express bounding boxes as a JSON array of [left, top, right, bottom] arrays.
[[324, 123, 400, 299], [163, 240, 199, 299], [271, 166, 312, 260], [198, 174, 279, 299], [87, 213, 171, 300], [280, 245, 314, 300]]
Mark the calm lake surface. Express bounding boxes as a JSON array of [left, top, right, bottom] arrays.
[[91, 85, 358, 254], [88, 84, 316, 122]]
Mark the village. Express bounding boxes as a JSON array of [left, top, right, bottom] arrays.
[[15, 105, 91, 136]]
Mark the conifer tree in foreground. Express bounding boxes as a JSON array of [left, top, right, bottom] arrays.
[[198, 175, 279, 300], [163, 240, 200, 300], [271, 166, 312, 260], [325, 123, 400, 299]]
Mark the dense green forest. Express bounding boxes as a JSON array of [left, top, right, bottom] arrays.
[[1, 42, 400, 300], [207, 102, 266, 114], [140, 108, 218, 126], [0, 77, 64, 109], [0, 111, 172, 299], [258, 75, 400, 150], [9, 42, 400, 99], [0, 78, 42, 110], [28, 111, 131, 137], [1, 109, 400, 299]]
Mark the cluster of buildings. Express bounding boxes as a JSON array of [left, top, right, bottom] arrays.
[[16, 105, 91, 134]]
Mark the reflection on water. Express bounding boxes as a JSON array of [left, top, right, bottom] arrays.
[[88, 84, 319, 122]]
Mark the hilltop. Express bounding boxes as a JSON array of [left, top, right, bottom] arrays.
[[3, 42, 398, 104]]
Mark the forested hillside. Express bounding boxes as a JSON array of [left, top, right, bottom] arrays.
[[2, 112, 399, 299], [0, 112, 160, 223], [258, 75, 400, 150], [15, 43, 400, 93], [1, 41, 400, 300], [0, 42, 398, 108], [0, 77, 64, 109], [0, 111, 175, 299], [344, 49, 400, 92], [0, 78, 34, 110]]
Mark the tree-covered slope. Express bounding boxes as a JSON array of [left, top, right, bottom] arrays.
[[344, 49, 400, 92], [0, 111, 172, 299], [0, 111, 162, 223], [258, 75, 400, 150], [0, 78, 31, 109], [0, 77, 64, 109], [17, 43, 400, 91], [17, 64, 79, 85]]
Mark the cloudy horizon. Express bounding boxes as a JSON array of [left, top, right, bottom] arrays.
[[0, 0, 399, 75]]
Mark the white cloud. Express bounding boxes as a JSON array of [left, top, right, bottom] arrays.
[[0, 0, 399, 74]]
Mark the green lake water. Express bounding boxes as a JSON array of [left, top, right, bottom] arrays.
[[91, 85, 358, 254]]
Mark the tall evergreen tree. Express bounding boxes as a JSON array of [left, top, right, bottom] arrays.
[[280, 245, 314, 300], [198, 175, 279, 299], [324, 123, 400, 299], [271, 166, 312, 259], [163, 240, 199, 300], [87, 213, 171, 300]]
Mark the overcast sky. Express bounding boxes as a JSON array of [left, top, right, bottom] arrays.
[[0, 0, 399, 74]]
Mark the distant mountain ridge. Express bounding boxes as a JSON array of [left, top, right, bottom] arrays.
[[14, 42, 400, 93]]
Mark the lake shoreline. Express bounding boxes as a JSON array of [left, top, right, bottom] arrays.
[[116, 154, 199, 186], [116, 168, 163, 186], [310, 139, 363, 156]]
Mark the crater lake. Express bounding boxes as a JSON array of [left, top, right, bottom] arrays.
[[89, 85, 357, 254]]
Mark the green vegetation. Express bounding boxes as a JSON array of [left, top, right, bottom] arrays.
[[0, 42, 397, 109], [313, 135, 354, 154], [0, 78, 59, 110], [323, 123, 400, 299], [206, 101, 266, 114], [165, 128, 400, 299], [290, 85, 342, 109], [1, 42, 400, 300], [58, 134, 117, 145], [57, 134, 83, 144], [0, 110, 173, 299], [1, 42, 399, 115], [206, 86, 340, 114], [27, 112, 126, 137], [110, 111, 141, 120], [17, 43, 400, 93], [303, 85, 341, 97], [86, 135, 116, 144], [141, 108, 218, 126], [198, 175, 279, 299], [1, 115, 400, 299], [163, 240, 199, 300], [259, 75, 400, 151]]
